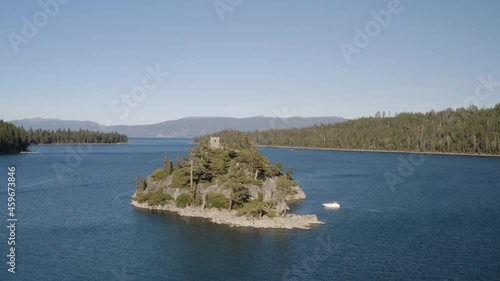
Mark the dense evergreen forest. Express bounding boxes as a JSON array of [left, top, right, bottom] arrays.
[[197, 105, 500, 155], [26, 128, 128, 145], [0, 120, 29, 154], [0, 120, 128, 154]]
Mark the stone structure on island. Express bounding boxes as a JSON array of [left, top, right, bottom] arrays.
[[210, 137, 221, 149]]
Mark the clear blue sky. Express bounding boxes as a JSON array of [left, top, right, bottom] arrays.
[[1, 0, 499, 125]]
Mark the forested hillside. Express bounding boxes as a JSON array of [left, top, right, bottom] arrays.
[[0, 120, 128, 154], [198, 105, 500, 155]]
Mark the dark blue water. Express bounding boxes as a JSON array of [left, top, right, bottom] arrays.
[[0, 138, 499, 281]]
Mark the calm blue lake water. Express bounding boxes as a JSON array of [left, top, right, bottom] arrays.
[[0, 138, 499, 280]]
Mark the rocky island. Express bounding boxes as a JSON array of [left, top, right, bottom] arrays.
[[131, 135, 324, 229]]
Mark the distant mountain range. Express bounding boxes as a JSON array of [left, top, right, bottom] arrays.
[[10, 116, 345, 137], [11, 118, 104, 131]]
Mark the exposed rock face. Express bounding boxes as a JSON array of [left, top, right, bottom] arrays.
[[131, 200, 324, 230], [145, 176, 306, 204], [134, 173, 322, 229]]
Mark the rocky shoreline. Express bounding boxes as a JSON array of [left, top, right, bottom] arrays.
[[131, 200, 324, 230]]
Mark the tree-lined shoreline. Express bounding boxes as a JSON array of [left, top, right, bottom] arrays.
[[199, 105, 500, 156], [258, 145, 500, 157], [0, 120, 128, 155]]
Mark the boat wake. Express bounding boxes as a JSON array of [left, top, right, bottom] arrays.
[[18, 178, 57, 189], [112, 190, 136, 207], [364, 208, 382, 213]]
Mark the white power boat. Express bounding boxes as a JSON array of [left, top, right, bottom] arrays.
[[322, 202, 340, 209]]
